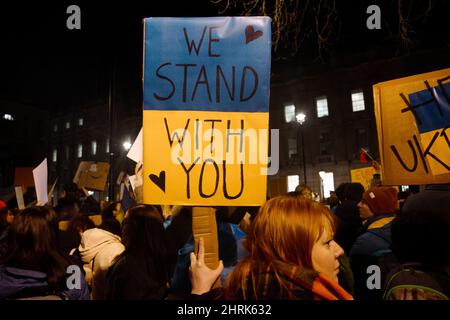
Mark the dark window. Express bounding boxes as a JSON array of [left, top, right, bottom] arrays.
[[319, 132, 331, 156]]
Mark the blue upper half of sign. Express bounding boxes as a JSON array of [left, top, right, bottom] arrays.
[[409, 81, 450, 134], [143, 17, 271, 112]]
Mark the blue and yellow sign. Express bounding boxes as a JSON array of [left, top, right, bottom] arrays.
[[373, 68, 450, 185], [142, 17, 271, 205]]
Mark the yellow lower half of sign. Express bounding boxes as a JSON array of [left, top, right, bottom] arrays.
[[143, 110, 269, 206]]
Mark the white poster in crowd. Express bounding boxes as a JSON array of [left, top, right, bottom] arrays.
[[126, 128, 143, 163], [32, 158, 48, 205], [128, 175, 142, 191]]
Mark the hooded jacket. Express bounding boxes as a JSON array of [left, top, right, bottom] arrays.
[[78, 228, 124, 300], [350, 214, 394, 300], [0, 265, 90, 300]]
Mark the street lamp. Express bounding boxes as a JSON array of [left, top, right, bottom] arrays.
[[296, 112, 307, 184], [123, 141, 132, 151]]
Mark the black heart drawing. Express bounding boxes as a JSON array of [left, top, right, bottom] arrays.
[[149, 171, 166, 192], [245, 25, 263, 44]]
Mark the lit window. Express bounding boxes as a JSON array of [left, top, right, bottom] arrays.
[[351, 90, 365, 112], [52, 149, 57, 162], [91, 141, 97, 155], [77, 144, 83, 158], [106, 139, 110, 153], [3, 114, 14, 121], [319, 171, 335, 198], [284, 105, 295, 123], [287, 175, 299, 192], [65, 121, 71, 129], [316, 96, 329, 118], [78, 118, 84, 126]]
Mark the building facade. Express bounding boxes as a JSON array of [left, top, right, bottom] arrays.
[[269, 47, 450, 198]]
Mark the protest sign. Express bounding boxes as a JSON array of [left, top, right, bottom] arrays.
[[73, 161, 110, 191], [15, 186, 25, 210], [350, 166, 379, 191], [14, 167, 34, 188], [373, 68, 450, 185], [126, 128, 143, 163], [32, 158, 48, 205], [142, 17, 271, 206]]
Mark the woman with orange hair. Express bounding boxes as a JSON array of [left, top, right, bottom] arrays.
[[190, 196, 353, 300]]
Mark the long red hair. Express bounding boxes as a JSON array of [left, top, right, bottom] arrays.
[[225, 195, 337, 299]]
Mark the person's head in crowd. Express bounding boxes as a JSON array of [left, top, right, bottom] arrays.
[[101, 201, 121, 221], [62, 183, 80, 199], [0, 206, 71, 290], [391, 204, 450, 267], [335, 183, 350, 203], [344, 183, 365, 202], [370, 173, 382, 187], [326, 192, 339, 209], [67, 215, 95, 238], [295, 184, 313, 200], [0, 204, 14, 230], [55, 197, 80, 221], [99, 218, 122, 237], [397, 190, 411, 210], [357, 187, 399, 220], [120, 205, 167, 278], [225, 196, 345, 298]]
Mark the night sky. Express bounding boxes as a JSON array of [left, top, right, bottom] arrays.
[[1, 0, 449, 111], [0, 0, 218, 110]]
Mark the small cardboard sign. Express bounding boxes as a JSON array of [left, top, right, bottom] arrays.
[[15, 186, 25, 210], [350, 166, 380, 191], [73, 161, 110, 191]]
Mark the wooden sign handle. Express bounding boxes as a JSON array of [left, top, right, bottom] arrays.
[[192, 207, 221, 289]]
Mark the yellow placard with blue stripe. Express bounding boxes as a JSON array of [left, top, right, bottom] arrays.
[[142, 17, 271, 205], [373, 68, 450, 185]]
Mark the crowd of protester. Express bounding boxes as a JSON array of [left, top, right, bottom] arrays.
[[0, 177, 449, 300]]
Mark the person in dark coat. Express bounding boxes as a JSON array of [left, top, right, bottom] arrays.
[[0, 203, 14, 259], [378, 184, 450, 299], [0, 206, 89, 300], [105, 205, 170, 299], [334, 183, 364, 254], [350, 187, 399, 300]]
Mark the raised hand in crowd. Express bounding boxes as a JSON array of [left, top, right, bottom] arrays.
[[189, 237, 224, 295]]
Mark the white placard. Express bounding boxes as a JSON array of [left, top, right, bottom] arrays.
[[32, 158, 48, 205], [126, 128, 143, 163]]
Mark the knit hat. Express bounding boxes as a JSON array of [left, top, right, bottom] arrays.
[[0, 200, 6, 210], [362, 187, 398, 215]]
